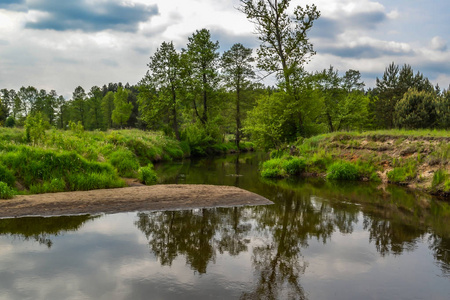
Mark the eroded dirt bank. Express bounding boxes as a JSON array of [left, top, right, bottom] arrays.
[[0, 185, 273, 218]]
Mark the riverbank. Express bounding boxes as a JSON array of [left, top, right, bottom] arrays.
[[261, 130, 450, 197], [0, 184, 272, 218], [0, 128, 254, 198]]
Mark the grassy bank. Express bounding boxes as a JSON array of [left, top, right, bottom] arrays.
[[0, 127, 253, 198], [260, 130, 450, 197]]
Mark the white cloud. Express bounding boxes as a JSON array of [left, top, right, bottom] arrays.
[[430, 36, 447, 51]]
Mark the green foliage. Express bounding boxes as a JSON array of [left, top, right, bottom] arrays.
[[181, 122, 217, 156], [0, 145, 124, 192], [261, 157, 306, 178], [244, 92, 288, 150], [394, 89, 437, 129], [67, 172, 125, 191], [355, 160, 380, 182], [69, 120, 85, 136], [432, 169, 448, 188], [436, 90, 450, 129], [327, 161, 359, 181], [138, 164, 158, 185], [373, 63, 434, 129], [108, 148, 140, 178], [5, 116, 15, 128], [387, 160, 417, 183], [29, 178, 66, 194], [140, 41, 182, 140], [112, 87, 133, 128], [0, 181, 15, 199], [101, 91, 115, 128], [0, 164, 15, 188], [184, 28, 220, 125], [24, 112, 49, 145]]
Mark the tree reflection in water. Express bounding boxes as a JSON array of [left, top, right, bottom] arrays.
[[135, 207, 253, 274], [0, 215, 97, 248]]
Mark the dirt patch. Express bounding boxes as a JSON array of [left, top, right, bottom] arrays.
[[0, 185, 273, 218]]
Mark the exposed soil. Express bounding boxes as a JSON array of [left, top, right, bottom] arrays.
[[0, 184, 273, 218], [324, 134, 450, 196]]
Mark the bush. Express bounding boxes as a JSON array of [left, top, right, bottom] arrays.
[[5, 116, 15, 128], [0, 181, 15, 199], [108, 149, 140, 177], [327, 161, 359, 181], [283, 157, 306, 175], [138, 164, 158, 185], [260, 157, 306, 178], [0, 164, 15, 187], [24, 112, 49, 145]]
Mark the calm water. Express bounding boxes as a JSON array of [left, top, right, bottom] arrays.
[[0, 153, 449, 299]]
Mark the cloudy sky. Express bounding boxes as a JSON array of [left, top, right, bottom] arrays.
[[0, 0, 448, 98]]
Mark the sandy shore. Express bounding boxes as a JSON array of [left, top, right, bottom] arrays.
[[0, 184, 272, 218]]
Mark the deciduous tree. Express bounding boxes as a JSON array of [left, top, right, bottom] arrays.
[[239, 0, 320, 134], [221, 43, 255, 147], [112, 87, 133, 128]]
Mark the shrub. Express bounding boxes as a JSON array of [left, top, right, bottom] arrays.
[[5, 116, 15, 128], [261, 158, 285, 178], [327, 161, 359, 181], [283, 157, 306, 175], [260, 157, 306, 178], [24, 112, 49, 145], [108, 149, 140, 177], [0, 181, 15, 199], [0, 164, 15, 187], [138, 164, 158, 185]]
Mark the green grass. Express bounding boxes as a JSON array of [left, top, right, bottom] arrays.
[[0, 181, 15, 199], [327, 161, 359, 181], [432, 169, 448, 188], [261, 157, 306, 178], [107, 148, 140, 178], [387, 160, 417, 183], [138, 164, 158, 185]]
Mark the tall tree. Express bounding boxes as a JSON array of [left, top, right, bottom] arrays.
[[374, 62, 434, 128], [71, 86, 87, 127], [18, 86, 38, 117], [140, 41, 183, 139], [221, 43, 255, 147], [183, 28, 220, 125], [239, 0, 320, 134], [101, 91, 115, 129], [112, 87, 133, 128], [87, 86, 104, 130], [0, 89, 12, 119], [55, 95, 68, 129]]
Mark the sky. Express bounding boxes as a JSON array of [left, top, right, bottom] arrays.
[[0, 0, 449, 99]]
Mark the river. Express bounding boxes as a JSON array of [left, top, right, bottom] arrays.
[[0, 152, 448, 299]]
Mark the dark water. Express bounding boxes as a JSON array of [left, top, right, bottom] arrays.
[[0, 153, 449, 299]]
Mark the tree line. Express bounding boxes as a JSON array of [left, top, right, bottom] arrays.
[[1, 0, 449, 150]]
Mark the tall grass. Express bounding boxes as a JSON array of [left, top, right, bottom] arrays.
[[0, 144, 125, 194], [0, 181, 15, 199]]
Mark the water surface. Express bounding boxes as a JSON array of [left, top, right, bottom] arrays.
[[0, 153, 449, 299]]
